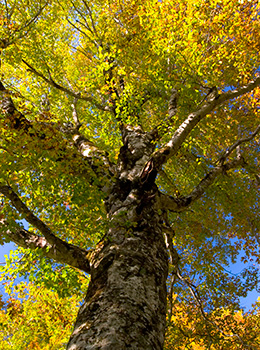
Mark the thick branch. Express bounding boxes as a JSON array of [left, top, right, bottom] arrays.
[[0, 220, 91, 273], [60, 100, 114, 177], [0, 80, 34, 133], [159, 122, 260, 212], [168, 89, 178, 121], [0, 185, 90, 273], [187, 157, 246, 203], [71, 97, 81, 128], [153, 89, 178, 138], [72, 132, 115, 178], [0, 80, 113, 182], [152, 76, 260, 169], [0, 185, 59, 244]]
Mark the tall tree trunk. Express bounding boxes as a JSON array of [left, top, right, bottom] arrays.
[[67, 161, 169, 349]]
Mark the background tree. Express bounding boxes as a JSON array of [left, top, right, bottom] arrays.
[[0, 282, 81, 350], [0, 0, 260, 349], [1, 282, 260, 349], [164, 295, 260, 349]]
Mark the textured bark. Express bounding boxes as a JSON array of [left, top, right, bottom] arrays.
[[67, 126, 169, 350], [67, 187, 168, 350]]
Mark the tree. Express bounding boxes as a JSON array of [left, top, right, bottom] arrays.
[[0, 0, 260, 348]]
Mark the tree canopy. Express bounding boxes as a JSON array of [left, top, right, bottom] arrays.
[[0, 0, 260, 349]]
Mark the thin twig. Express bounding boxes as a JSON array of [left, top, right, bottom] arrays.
[[22, 60, 109, 111], [217, 124, 260, 164]]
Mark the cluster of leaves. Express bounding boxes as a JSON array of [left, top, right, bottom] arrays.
[[0, 281, 259, 350], [0, 248, 89, 298], [165, 295, 260, 349], [0, 281, 81, 350]]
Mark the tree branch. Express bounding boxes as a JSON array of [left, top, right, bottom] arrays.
[[0, 186, 91, 273], [22, 60, 109, 111], [71, 97, 81, 128], [81, 0, 99, 38], [159, 157, 246, 212], [164, 223, 179, 323], [58, 99, 115, 178], [159, 121, 260, 212], [168, 88, 179, 121], [152, 76, 260, 169], [217, 124, 260, 164], [0, 3, 48, 48], [176, 268, 256, 349], [0, 184, 65, 245], [0, 80, 34, 133], [0, 219, 91, 273], [0, 80, 114, 182], [153, 88, 178, 138], [71, 132, 116, 179], [14, 3, 48, 37]]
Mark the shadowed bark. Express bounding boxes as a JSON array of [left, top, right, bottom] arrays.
[[67, 184, 168, 350], [66, 125, 169, 349]]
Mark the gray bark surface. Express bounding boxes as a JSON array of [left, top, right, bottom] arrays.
[[67, 126, 169, 349]]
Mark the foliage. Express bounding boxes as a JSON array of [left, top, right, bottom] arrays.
[[164, 296, 260, 349], [0, 281, 80, 350], [1, 282, 260, 350], [0, 0, 260, 348], [0, 248, 90, 298]]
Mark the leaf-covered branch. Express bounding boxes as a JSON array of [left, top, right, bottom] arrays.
[[153, 88, 178, 138], [71, 131, 116, 180], [175, 269, 253, 349], [0, 80, 34, 133], [0, 185, 91, 273], [152, 76, 260, 169], [22, 60, 110, 111], [0, 184, 60, 244], [217, 124, 260, 164], [0, 2, 48, 48], [59, 99, 115, 180], [0, 80, 113, 182], [159, 157, 246, 212]]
